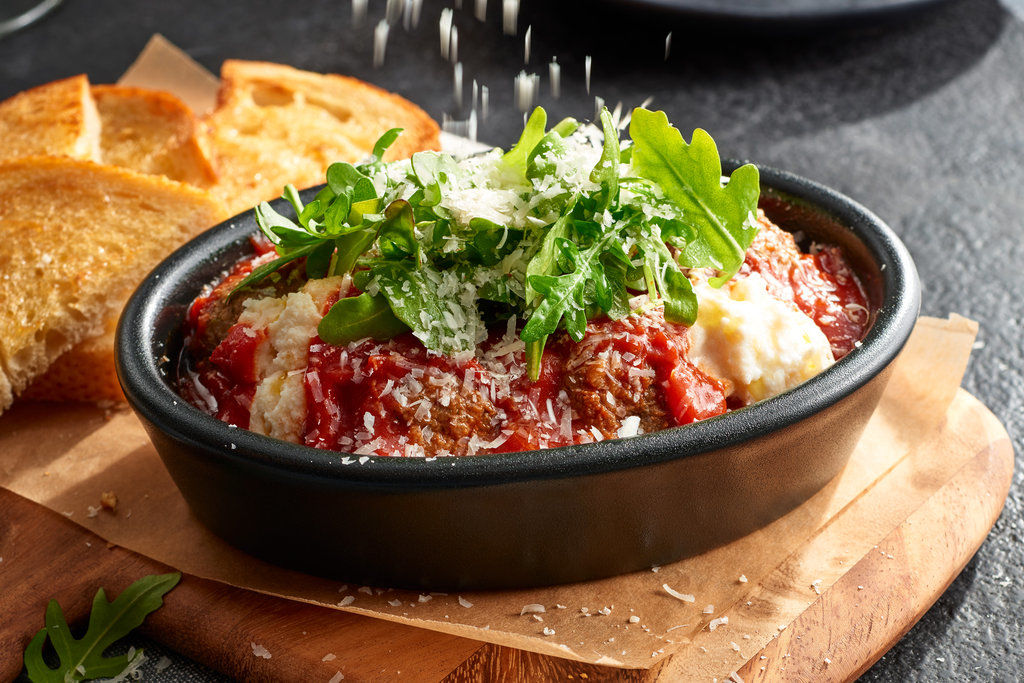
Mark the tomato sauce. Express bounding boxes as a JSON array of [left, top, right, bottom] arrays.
[[179, 220, 870, 457], [741, 219, 870, 359]]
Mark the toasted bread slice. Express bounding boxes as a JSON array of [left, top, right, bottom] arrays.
[[93, 85, 217, 187], [0, 157, 226, 414], [202, 60, 440, 214], [21, 309, 124, 403], [0, 75, 101, 161]]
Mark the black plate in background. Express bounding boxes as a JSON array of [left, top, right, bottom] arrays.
[[605, 0, 957, 28]]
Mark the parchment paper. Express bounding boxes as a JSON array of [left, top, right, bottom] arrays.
[[0, 38, 985, 673], [116, 34, 220, 115]]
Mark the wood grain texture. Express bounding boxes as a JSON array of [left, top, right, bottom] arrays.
[[734, 437, 1013, 682], [0, 489, 482, 682], [0, 395, 1012, 682], [443, 643, 665, 682]]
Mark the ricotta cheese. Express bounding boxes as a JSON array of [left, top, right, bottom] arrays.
[[242, 278, 342, 442], [688, 274, 835, 404]]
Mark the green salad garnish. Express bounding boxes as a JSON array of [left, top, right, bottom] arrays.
[[234, 107, 760, 380]]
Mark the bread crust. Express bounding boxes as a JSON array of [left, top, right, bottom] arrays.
[[0, 75, 101, 162], [92, 84, 218, 187], [21, 309, 123, 403], [0, 157, 225, 413], [1, 64, 442, 409], [202, 60, 441, 214]]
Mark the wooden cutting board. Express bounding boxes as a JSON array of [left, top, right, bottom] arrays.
[[0, 388, 1012, 682]]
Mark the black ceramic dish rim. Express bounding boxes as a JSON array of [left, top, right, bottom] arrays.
[[116, 161, 921, 490]]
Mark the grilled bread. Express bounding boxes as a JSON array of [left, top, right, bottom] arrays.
[[93, 84, 218, 187], [21, 313, 124, 403], [19, 86, 220, 403], [202, 60, 440, 214], [3, 63, 441, 408], [0, 75, 101, 161], [0, 157, 226, 414]]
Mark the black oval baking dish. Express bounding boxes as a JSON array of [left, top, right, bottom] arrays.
[[116, 162, 920, 590]]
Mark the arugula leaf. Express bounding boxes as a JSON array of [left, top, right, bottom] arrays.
[[254, 202, 318, 247], [524, 205, 576, 305], [306, 241, 335, 279], [411, 151, 458, 188], [522, 230, 621, 344], [331, 228, 377, 277], [525, 130, 566, 182], [282, 184, 304, 217], [377, 200, 419, 261], [231, 242, 320, 294], [372, 261, 478, 354], [551, 117, 580, 138], [369, 128, 403, 164], [629, 108, 759, 286], [352, 177, 378, 203], [593, 252, 632, 321], [323, 192, 352, 234], [638, 226, 698, 324], [590, 108, 620, 213], [326, 162, 366, 196], [502, 107, 547, 174], [318, 292, 409, 345], [24, 573, 180, 683], [465, 218, 521, 266]]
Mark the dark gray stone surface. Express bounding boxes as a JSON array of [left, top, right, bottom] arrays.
[[2, 0, 1021, 679]]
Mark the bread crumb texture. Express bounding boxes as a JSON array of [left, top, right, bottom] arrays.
[[202, 60, 440, 213], [0, 157, 224, 412]]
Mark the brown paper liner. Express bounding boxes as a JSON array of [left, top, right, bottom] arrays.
[[0, 314, 978, 670], [116, 34, 220, 115]]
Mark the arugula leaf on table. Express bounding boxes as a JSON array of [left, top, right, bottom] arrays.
[[24, 573, 181, 683], [628, 108, 760, 286]]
